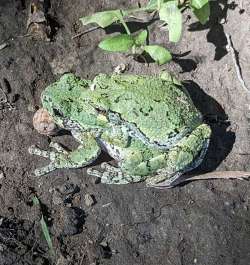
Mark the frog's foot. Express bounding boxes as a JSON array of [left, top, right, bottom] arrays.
[[28, 143, 69, 176], [146, 170, 183, 188], [87, 162, 145, 184]]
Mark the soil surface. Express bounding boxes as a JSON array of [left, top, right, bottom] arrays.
[[0, 0, 250, 264]]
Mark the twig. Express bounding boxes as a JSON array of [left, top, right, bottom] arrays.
[[72, 26, 101, 39], [0, 86, 15, 110], [153, 171, 250, 189], [225, 33, 249, 93], [0, 42, 9, 51]]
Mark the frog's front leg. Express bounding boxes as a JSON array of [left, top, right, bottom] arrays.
[[29, 132, 101, 176]]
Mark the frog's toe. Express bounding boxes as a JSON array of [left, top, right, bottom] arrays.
[[101, 162, 120, 172], [146, 172, 183, 188], [28, 145, 50, 158], [87, 167, 102, 178], [34, 163, 57, 177]]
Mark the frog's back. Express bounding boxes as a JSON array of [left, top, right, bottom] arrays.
[[91, 74, 202, 148]]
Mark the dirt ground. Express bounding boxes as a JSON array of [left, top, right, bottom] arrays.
[[0, 0, 250, 264]]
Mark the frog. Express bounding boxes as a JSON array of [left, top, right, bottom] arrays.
[[28, 73, 211, 188]]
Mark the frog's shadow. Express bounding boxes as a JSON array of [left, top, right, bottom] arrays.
[[183, 80, 235, 174]]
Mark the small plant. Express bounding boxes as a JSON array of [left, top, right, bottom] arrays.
[[80, 0, 210, 65], [32, 196, 55, 256]]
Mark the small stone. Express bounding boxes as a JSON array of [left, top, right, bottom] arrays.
[[58, 183, 79, 195], [113, 63, 128, 74], [0, 244, 4, 252], [99, 241, 108, 247], [33, 108, 58, 135], [60, 207, 85, 236], [27, 103, 36, 112], [84, 194, 96, 207], [56, 255, 68, 265], [220, 18, 226, 24], [72, 194, 81, 205], [52, 191, 63, 205], [0, 172, 4, 179]]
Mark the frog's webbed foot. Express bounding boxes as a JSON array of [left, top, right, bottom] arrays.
[[28, 142, 69, 176], [87, 162, 145, 184], [146, 170, 183, 189]]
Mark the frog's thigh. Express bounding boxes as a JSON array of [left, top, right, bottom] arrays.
[[146, 123, 211, 186]]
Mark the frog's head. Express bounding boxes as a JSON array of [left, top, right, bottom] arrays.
[[41, 73, 108, 131]]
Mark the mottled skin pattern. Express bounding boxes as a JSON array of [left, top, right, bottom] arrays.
[[29, 73, 211, 187]]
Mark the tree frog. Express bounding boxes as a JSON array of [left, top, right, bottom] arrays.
[[29, 73, 211, 187]]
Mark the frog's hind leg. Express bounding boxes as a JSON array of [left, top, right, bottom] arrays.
[[148, 138, 210, 188], [87, 162, 145, 184], [146, 124, 211, 188]]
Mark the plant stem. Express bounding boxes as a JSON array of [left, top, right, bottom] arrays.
[[119, 11, 131, 34], [157, 0, 161, 10]]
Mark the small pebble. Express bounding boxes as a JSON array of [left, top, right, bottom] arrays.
[[52, 191, 63, 205], [60, 207, 85, 236], [0, 172, 4, 179], [114, 63, 128, 74], [72, 194, 81, 205], [58, 183, 79, 195], [33, 108, 58, 135], [27, 103, 36, 112], [84, 194, 96, 207]]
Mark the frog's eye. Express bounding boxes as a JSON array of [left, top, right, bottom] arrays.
[[53, 108, 64, 118]]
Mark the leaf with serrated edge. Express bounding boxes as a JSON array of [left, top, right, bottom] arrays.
[[99, 34, 135, 52], [80, 10, 122, 28], [144, 45, 172, 65], [159, 1, 182, 42]]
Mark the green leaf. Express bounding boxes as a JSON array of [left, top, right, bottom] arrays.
[[40, 215, 55, 256], [32, 196, 55, 256], [32, 196, 39, 205], [80, 10, 122, 28], [190, 0, 209, 9], [98, 34, 135, 52], [159, 1, 182, 42], [135, 30, 148, 46], [144, 45, 172, 64], [146, 0, 159, 10], [192, 2, 210, 24], [146, 0, 171, 10]]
